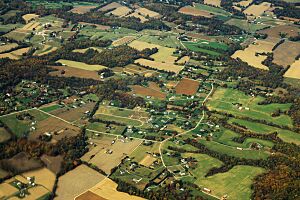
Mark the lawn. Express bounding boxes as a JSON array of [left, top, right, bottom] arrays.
[[0, 109, 49, 137], [182, 40, 228, 56], [229, 118, 300, 145], [207, 87, 293, 127]]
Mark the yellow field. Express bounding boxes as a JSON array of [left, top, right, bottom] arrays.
[[232, 40, 277, 70], [0, 183, 18, 199], [26, 186, 49, 200], [110, 6, 132, 17], [135, 7, 160, 18], [56, 59, 106, 71], [135, 58, 184, 74], [126, 12, 148, 22], [284, 59, 300, 79], [22, 13, 39, 23], [22, 22, 41, 31], [72, 47, 102, 53], [234, 0, 253, 7], [204, 0, 221, 7], [176, 56, 190, 65], [0, 47, 30, 60], [243, 2, 271, 17], [0, 43, 18, 53], [70, 6, 97, 14], [150, 46, 177, 63], [36, 45, 58, 56], [22, 167, 56, 191], [112, 36, 136, 46], [89, 178, 145, 200], [56, 165, 106, 200], [139, 154, 157, 167], [129, 40, 160, 51]]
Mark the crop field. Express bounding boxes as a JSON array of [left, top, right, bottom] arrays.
[[194, 3, 231, 19], [178, 6, 214, 18], [93, 113, 143, 127], [0, 128, 11, 143], [79, 22, 110, 30], [273, 41, 300, 67], [129, 40, 160, 51], [0, 43, 18, 53], [41, 154, 63, 175], [112, 36, 136, 46], [56, 59, 107, 71], [197, 165, 265, 199], [22, 13, 39, 23], [129, 142, 160, 162], [234, 0, 253, 7], [0, 109, 49, 138], [84, 138, 142, 174], [56, 165, 106, 200], [176, 56, 190, 65], [89, 178, 145, 200], [243, 2, 271, 17], [231, 39, 278, 70], [134, 58, 184, 74], [150, 46, 177, 64], [175, 78, 200, 95], [98, 2, 122, 12], [22, 167, 56, 191], [207, 87, 293, 127], [3, 30, 28, 41], [70, 5, 97, 14], [225, 18, 269, 32], [126, 12, 148, 22], [123, 64, 157, 76], [183, 39, 228, 56], [229, 118, 300, 145], [258, 25, 299, 38], [137, 34, 184, 48], [204, 0, 221, 7], [284, 59, 300, 79], [130, 85, 167, 100], [50, 65, 101, 80], [109, 6, 132, 17], [136, 7, 160, 18], [34, 45, 58, 56]]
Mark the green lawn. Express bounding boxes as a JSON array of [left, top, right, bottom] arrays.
[[207, 87, 293, 127], [229, 118, 300, 145], [40, 104, 61, 113], [197, 165, 265, 200], [0, 109, 49, 137]]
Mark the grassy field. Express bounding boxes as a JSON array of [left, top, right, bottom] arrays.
[[183, 40, 228, 56], [207, 87, 293, 127], [225, 18, 269, 32], [197, 139, 270, 159], [138, 35, 183, 48], [0, 109, 49, 137], [194, 3, 231, 20], [56, 59, 106, 71], [197, 165, 265, 199], [229, 118, 300, 145], [94, 113, 143, 126]]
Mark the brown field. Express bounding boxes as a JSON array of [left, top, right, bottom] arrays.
[[41, 154, 63, 175], [130, 85, 167, 100], [204, 0, 221, 7], [273, 41, 300, 67], [50, 65, 101, 80], [49, 102, 96, 123], [135, 7, 160, 18], [258, 25, 299, 38], [139, 154, 157, 167], [85, 139, 142, 174], [284, 59, 300, 79], [0, 43, 18, 53], [231, 39, 278, 70], [29, 115, 81, 142], [178, 6, 214, 18], [110, 6, 132, 17], [126, 12, 148, 22], [123, 64, 155, 75], [0, 152, 43, 174], [70, 6, 97, 14], [56, 164, 106, 200], [243, 2, 271, 17], [90, 178, 145, 200], [112, 36, 136, 46], [22, 13, 39, 23], [176, 56, 190, 65], [99, 2, 122, 12], [175, 78, 200, 95], [0, 127, 11, 143], [76, 191, 106, 200], [134, 58, 184, 74], [22, 167, 56, 191]]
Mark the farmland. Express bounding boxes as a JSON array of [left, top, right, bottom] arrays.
[[243, 2, 271, 17], [56, 59, 107, 71], [134, 59, 184, 74], [284, 59, 300, 79], [178, 6, 214, 18], [175, 78, 200, 96]]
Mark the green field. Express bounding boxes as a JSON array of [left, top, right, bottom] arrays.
[[229, 118, 300, 145], [26, 0, 99, 9], [0, 23, 23, 33], [207, 87, 293, 127], [183, 40, 228, 56], [0, 109, 49, 137], [87, 122, 126, 135], [130, 142, 160, 162], [138, 35, 183, 48], [197, 139, 270, 159], [194, 3, 231, 20], [40, 104, 61, 113], [225, 18, 269, 32], [93, 114, 143, 126], [197, 165, 265, 199]]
